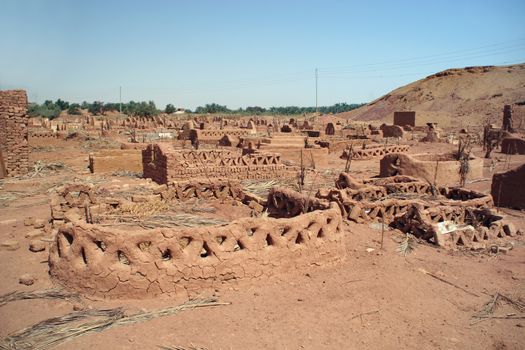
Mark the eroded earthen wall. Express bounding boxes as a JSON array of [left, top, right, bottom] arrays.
[[0, 90, 29, 177], [49, 205, 345, 298], [379, 153, 483, 186], [142, 144, 299, 184], [491, 164, 525, 210], [393, 111, 416, 127]]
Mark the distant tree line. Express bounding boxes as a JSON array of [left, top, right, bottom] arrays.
[[28, 99, 364, 120], [192, 102, 364, 115]]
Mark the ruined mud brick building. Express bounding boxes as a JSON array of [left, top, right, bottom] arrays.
[[0, 90, 29, 178], [142, 144, 299, 184], [393, 111, 416, 127], [491, 164, 525, 210], [380, 124, 407, 138], [88, 149, 142, 174], [500, 137, 525, 155]]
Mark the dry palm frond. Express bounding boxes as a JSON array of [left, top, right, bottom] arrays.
[[242, 180, 279, 196], [0, 289, 79, 307], [0, 299, 228, 350], [158, 345, 208, 350], [29, 161, 68, 178], [111, 170, 142, 178], [397, 233, 417, 256], [471, 292, 525, 324], [0, 308, 125, 350], [111, 200, 170, 219], [100, 213, 227, 228]]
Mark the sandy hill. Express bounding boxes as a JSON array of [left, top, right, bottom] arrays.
[[338, 63, 525, 128]]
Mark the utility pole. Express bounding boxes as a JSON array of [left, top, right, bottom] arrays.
[[119, 86, 122, 115], [315, 68, 318, 114]]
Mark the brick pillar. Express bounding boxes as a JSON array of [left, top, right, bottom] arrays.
[[0, 90, 30, 177]]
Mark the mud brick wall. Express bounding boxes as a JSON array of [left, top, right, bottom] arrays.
[[189, 128, 253, 144], [341, 144, 410, 160], [379, 153, 483, 186], [267, 187, 329, 218], [500, 137, 525, 155], [88, 149, 142, 174], [318, 174, 493, 224], [491, 164, 525, 210], [0, 90, 29, 177], [392, 205, 516, 250], [393, 111, 416, 127], [49, 204, 345, 298], [158, 179, 251, 203], [380, 124, 406, 138], [143, 144, 299, 184]]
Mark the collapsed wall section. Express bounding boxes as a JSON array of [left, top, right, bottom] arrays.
[[0, 90, 29, 177]]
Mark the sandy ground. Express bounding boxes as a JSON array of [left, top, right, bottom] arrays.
[[0, 136, 524, 350]]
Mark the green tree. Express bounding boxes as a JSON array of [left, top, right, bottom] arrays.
[[55, 98, 69, 110], [67, 103, 81, 115], [88, 101, 104, 115], [165, 103, 176, 114], [28, 102, 61, 119]]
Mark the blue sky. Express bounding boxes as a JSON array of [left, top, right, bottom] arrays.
[[1, 0, 524, 109]]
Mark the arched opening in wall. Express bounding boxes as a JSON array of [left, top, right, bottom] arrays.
[[265, 234, 274, 247], [247, 227, 256, 237], [162, 248, 172, 260], [234, 240, 245, 251], [179, 237, 192, 249], [456, 236, 465, 246], [295, 233, 305, 244], [138, 241, 151, 252], [94, 240, 107, 252], [200, 241, 212, 258], [317, 228, 325, 238], [80, 247, 88, 265], [280, 226, 291, 237], [117, 250, 130, 265], [62, 232, 74, 246], [216, 235, 227, 245]]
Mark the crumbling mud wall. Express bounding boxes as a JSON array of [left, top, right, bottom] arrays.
[[392, 205, 517, 250], [318, 176, 492, 225], [267, 187, 330, 218], [189, 128, 254, 145], [379, 153, 483, 186], [49, 204, 344, 298], [341, 144, 410, 160], [380, 124, 406, 138], [0, 90, 29, 177], [317, 173, 513, 250], [49, 180, 263, 227], [89, 149, 142, 174], [393, 111, 416, 127], [491, 164, 525, 210], [143, 144, 299, 184], [500, 137, 525, 155]]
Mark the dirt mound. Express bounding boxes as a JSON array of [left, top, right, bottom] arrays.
[[338, 63, 525, 127]]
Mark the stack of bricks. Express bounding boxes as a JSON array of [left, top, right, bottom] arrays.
[[0, 90, 29, 177]]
